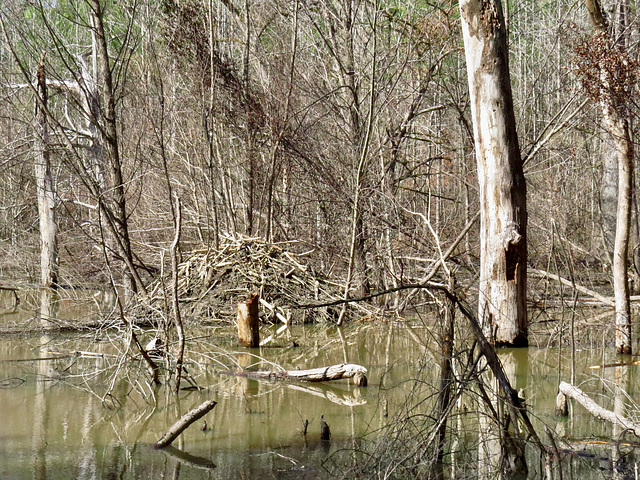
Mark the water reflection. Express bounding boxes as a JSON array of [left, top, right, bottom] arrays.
[[1, 302, 640, 478]]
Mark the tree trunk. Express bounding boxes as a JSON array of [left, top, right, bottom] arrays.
[[459, 0, 528, 346], [584, 0, 633, 354], [89, 0, 142, 297], [34, 53, 58, 288]]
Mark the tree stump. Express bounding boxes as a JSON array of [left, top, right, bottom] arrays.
[[237, 293, 260, 347]]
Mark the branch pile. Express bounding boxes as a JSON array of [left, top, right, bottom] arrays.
[[149, 235, 359, 324]]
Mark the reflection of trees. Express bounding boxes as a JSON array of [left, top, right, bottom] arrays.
[[32, 288, 57, 480]]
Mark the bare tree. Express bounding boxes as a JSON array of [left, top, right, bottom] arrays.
[[580, 0, 634, 353]]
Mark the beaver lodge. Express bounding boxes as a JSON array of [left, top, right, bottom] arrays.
[[147, 234, 365, 326]]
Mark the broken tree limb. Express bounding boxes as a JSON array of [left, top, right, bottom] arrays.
[[219, 363, 367, 384], [559, 381, 640, 437], [154, 400, 217, 449], [529, 268, 614, 307]]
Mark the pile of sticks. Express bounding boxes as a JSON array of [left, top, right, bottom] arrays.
[[149, 234, 358, 323]]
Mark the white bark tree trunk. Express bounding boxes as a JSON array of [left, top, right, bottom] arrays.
[[459, 0, 528, 346], [584, 0, 633, 354]]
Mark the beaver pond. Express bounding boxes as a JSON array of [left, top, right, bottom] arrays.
[[1, 288, 639, 479]]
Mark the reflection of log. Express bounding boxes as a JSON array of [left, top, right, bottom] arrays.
[[237, 293, 260, 347], [159, 446, 216, 470], [220, 363, 367, 384], [559, 381, 640, 436], [285, 383, 367, 406], [154, 400, 217, 449]]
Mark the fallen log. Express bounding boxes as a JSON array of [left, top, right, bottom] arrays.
[[559, 381, 640, 436], [529, 268, 614, 307], [154, 400, 217, 449], [219, 363, 367, 385]]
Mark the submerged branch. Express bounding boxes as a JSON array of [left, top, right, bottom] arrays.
[[154, 400, 217, 449], [559, 381, 640, 437]]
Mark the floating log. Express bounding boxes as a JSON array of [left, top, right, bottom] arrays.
[[219, 363, 367, 384], [237, 293, 260, 347], [559, 381, 640, 436], [154, 400, 217, 449]]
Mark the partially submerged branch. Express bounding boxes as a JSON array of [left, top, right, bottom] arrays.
[[559, 381, 640, 436], [154, 400, 217, 449]]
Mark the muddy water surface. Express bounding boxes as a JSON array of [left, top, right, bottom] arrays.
[[0, 289, 638, 479]]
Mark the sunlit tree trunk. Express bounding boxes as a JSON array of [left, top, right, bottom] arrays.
[[34, 54, 58, 288], [585, 0, 633, 354], [459, 0, 528, 346]]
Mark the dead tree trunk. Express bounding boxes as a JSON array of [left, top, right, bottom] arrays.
[[34, 53, 58, 288], [237, 293, 260, 347], [459, 0, 528, 346]]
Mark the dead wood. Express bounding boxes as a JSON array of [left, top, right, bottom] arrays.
[[237, 293, 260, 347], [154, 400, 217, 449], [559, 381, 640, 436], [147, 234, 363, 323], [529, 268, 614, 307], [219, 363, 367, 384]]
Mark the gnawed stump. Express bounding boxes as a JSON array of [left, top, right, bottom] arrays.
[[237, 293, 260, 347]]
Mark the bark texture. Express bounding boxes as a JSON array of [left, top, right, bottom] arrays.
[[34, 53, 58, 288], [459, 0, 528, 346], [237, 292, 260, 347], [584, 0, 633, 354]]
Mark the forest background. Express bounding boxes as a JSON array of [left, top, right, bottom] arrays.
[[0, 0, 635, 343]]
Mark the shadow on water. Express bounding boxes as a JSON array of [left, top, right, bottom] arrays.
[[0, 292, 639, 478]]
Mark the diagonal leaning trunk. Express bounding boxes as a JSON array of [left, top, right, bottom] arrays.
[[459, 0, 528, 346]]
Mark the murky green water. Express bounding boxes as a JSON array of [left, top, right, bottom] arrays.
[[0, 289, 639, 479]]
